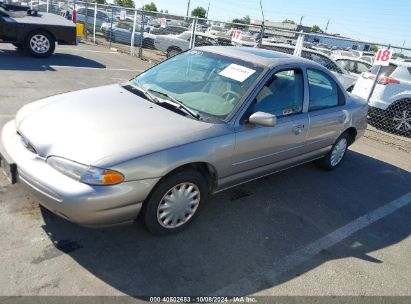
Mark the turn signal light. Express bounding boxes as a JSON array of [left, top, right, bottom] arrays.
[[102, 171, 124, 185]]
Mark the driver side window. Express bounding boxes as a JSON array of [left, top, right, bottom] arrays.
[[252, 69, 304, 117]]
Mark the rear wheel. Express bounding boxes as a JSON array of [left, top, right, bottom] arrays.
[[315, 132, 350, 171], [143, 37, 155, 49], [387, 99, 411, 137], [25, 31, 55, 58], [143, 170, 208, 235]]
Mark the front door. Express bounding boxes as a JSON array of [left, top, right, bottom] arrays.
[[230, 68, 309, 177]]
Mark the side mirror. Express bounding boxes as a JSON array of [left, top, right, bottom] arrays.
[[249, 112, 277, 127]]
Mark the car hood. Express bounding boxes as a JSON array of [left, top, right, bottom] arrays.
[[16, 84, 223, 167], [3, 12, 76, 27]]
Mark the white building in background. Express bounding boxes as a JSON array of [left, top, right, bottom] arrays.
[[304, 33, 372, 51]]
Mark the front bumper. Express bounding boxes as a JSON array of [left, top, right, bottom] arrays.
[[1, 120, 160, 227]]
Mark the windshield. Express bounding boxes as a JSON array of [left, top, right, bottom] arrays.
[[133, 50, 264, 120], [0, 4, 26, 18]]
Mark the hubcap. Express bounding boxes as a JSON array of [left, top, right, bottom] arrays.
[[157, 182, 200, 229], [30, 35, 50, 54], [330, 138, 347, 167], [393, 110, 411, 132]]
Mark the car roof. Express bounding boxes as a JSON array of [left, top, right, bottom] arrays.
[[196, 46, 321, 68], [333, 56, 372, 65], [391, 60, 411, 67]]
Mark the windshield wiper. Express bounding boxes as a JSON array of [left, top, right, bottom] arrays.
[[126, 83, 159, 104], [147, 89, 201, 120]]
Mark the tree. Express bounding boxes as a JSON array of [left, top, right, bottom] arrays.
[[370, 45, 379, 52], [231, 15, 250, 30], [311, 25, 322, 33], [232, 15, 250, 25], [93, 0, 106, 4], [114, 0, 134, 8], [282, 19, 295, 24], [191, 6, 207, 18], [144, 2, 158, 12]]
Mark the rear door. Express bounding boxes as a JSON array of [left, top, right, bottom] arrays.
[[305, 69, 348, 150]]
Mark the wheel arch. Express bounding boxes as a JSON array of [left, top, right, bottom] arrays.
[[159, 162, 218, 194], [24, 28, 57, 44], [343, 127, 357, 145]]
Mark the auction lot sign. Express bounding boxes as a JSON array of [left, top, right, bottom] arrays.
[[373, 48, 393, 66]]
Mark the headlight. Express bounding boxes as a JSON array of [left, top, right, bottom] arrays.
[[47, 157, 124, 186]]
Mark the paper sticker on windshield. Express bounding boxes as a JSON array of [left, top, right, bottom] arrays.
[[219, 64, 256, 82]]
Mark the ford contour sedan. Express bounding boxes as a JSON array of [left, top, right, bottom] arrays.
[[0, 47, 368, 235]]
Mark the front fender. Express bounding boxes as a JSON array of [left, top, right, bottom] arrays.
[[110, 133, 235, 182]]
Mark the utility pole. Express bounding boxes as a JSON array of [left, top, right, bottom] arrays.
[[325, 20, 330, 33], [299, 16, 304, 26], [206, 2, 210, 19], [186, 0, 191, 17]]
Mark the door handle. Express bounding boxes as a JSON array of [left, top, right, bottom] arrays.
[[292, 124, 304, 135]]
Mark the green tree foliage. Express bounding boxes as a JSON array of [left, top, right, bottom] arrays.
[[311, 25, 322, 33], [370, 45, 379, 52], [282, 19, 295, 24], [114, 0, 135, 8], [191, 6, 207, 18], [231, 15, 250, 30], [144, 2, 158, 12]]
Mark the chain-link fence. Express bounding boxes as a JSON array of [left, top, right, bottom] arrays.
[[21, 0, 411, 138]]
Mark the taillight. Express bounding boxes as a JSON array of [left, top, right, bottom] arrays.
[[361, 73, 400, 85], [377, 76, 400, 85]]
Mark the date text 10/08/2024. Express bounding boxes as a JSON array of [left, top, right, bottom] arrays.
[[149, 296, 257, 303]]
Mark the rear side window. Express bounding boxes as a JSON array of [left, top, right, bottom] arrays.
[[307, 69, 343, 111], [369, 64, 397, 76]]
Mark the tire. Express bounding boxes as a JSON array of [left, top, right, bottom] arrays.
[[143, 170, 208, 235], [315, 132, 350, 171], [12, 43, 24, 51], [386, 99, 411, 137], [143, 37, 155, 49], [166, 47, 182, 58], [25, 31, 55, 58]]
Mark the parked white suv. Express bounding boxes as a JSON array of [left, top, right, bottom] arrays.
[[352, 60, 411, 136]]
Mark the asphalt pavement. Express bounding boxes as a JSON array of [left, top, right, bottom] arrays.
[[0, 42, 410, 300]]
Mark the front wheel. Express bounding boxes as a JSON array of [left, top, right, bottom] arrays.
[[166, 47, 182, 58], [25, 31, 55, 58], [143, 170, 208, 235], [315, 133, 350, 171]]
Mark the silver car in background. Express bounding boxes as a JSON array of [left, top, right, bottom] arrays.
[[0, 47, 368, 235]]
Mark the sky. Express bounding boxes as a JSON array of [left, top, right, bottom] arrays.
[[134, 0, 410, 49]]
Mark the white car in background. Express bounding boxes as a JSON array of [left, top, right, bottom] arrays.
[[154, 31, 217, 58], [231, 33, 256, 47], [334, 56, 372, 77], [352, 60, 411, 136], [360, 55, 374, 64], [262, 43, 358, 91], [332, 50, 357, 58], [207, 25, 225, 36]]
